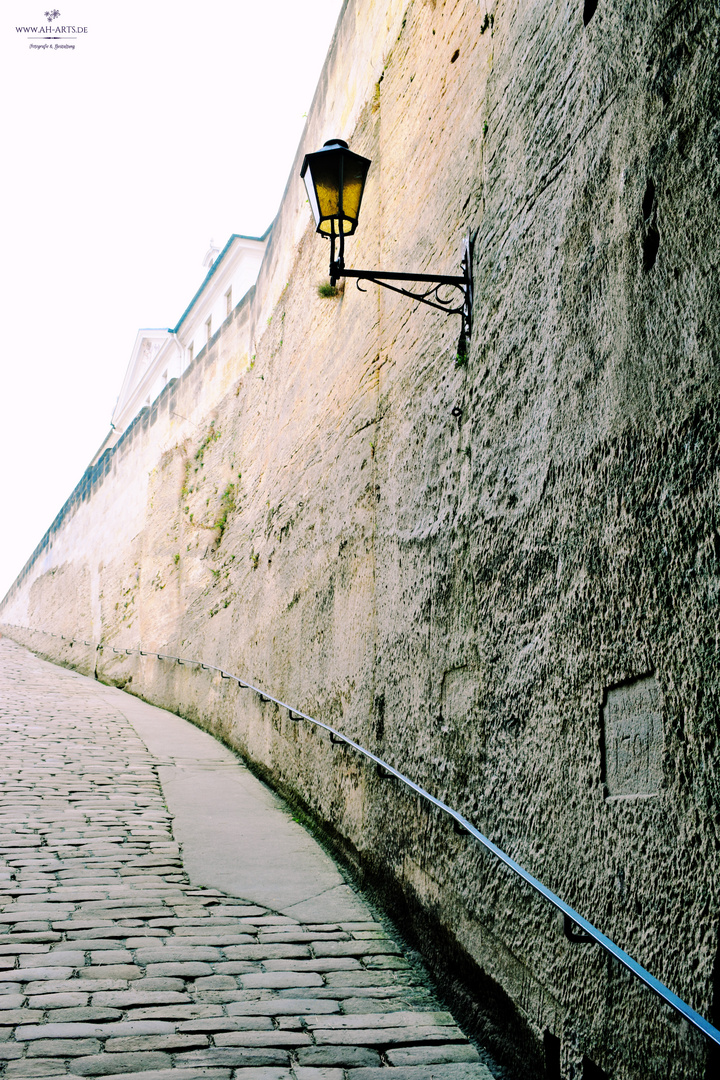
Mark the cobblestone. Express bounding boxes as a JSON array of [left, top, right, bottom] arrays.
[[0, 641, 492, 1078]]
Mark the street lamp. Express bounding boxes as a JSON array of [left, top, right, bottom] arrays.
[[301, 138, 473, 343]]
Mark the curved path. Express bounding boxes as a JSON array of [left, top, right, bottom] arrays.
[[0, 638, 495, 1080]]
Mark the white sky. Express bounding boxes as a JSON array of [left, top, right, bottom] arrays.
[[0, 0, 342, 602]]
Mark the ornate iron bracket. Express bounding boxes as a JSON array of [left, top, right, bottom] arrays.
[[329, 231, 473, 342]]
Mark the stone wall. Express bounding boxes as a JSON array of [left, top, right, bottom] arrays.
[[3, 2, 720, 1077]]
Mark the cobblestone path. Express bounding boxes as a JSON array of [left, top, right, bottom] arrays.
[[0, 640, 492, 1080]]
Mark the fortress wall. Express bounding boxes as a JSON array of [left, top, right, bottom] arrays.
[[3, 3, 720, 1078], [2, 293, 256, 636]]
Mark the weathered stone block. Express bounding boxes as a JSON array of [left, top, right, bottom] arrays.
[[602, 676, 663, 797], [73, 1051, 172, 1075], [27, 1038, 103, 1056], [296, 1045, 381, 1068]]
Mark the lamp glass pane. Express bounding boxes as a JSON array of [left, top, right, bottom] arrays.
[[303, 172, 322, 231], [341, 174, 365, 223], [310, 155, 342, 220]]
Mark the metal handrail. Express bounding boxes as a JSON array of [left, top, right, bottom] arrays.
[[2, 622, 719, 1050]]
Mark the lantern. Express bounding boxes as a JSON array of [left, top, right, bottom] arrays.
[[300, 139, 371, 238]]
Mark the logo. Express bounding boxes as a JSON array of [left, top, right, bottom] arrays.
[[15, 9, 89, 50]]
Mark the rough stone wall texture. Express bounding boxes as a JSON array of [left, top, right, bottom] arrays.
[[3, 1, 720, 1077]]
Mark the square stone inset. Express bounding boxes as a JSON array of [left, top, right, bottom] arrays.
[[602, 676, 662, 797]]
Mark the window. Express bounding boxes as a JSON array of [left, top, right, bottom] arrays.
[[225, 287, 233, 316], [206, 317, 212, 344]]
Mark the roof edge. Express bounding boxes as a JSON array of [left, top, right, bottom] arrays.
[[170, 227, 272, 336]]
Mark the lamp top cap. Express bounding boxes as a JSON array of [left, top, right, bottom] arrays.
[[322, 138, 348, 148]]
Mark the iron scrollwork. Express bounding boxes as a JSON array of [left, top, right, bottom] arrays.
[[329, 231, 473, 341]]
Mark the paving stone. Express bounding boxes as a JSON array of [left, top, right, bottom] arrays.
[[343, 996, 423, 1012], [88, 952, 134, 965], [104, 1034, 209, 1052], [303, 1010, 455, 1028], [0, 1045, 23, 1059], [72, 1051, 173, 1074], [177, 1018, 274, 1033], [312, 1025, 464, 1046], [175, 1048, 290, 1067], [0, 1009, 43, 1023], [274, 1017, 303, 1030], [83, 1071, 232, 1080], [133, 947, 222, 963], [239, 972, 323, 989], [91, 991, 191, 1006], [350, 1067, 494, 1080], [209, 907, 267, 918], [70, 930, 167, 942], [207, 962, 258, 975], [17, 951, 86, 967], [0, 910, 74, 923], [0, 994, 26, 1009], [172, 932, 255, 943], [363, 955, 412, 972], [78, 966, 143, 980], [0, 965, 74, 981], [45, 1008, 124, 1022], [28, 979, 129, 994], [195, 991, 255, 1003], [213, 1031, 311, 1047], [295, 1046, 382, 1068], [0, 933, 62, 944], [84, 909, 170, 920], [293, 1069, 343, 1080], [27, 1038, 103, 1056], [311, 940, 402, 958], [82, 900, 173, 912], [261, 958, 359, 972], [5, 1057, 69, 1075], [28, 992, 90, 1007], [222, 945, 310, 961], [51, 920, 115, 931], [142, 962, 214, 977], [277, 986, 409, 1000], [231, 1072, 292, 1080], [68, 941, 139, 950], [386, 1044, 482, 1066], [256, 932, 348, 943], [90, 1072, 231, 1080], [0, 943, 51, 955], [125, 978, 186, 992], [7, 922, 52, 932], [159, 936, 254, 948], [193, 975, 238, 990], [16, 1022, 177, 1039], [130, 1005, 226, 1020], [41, 891, 110, 903], [226, 999, 341, 1016]]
